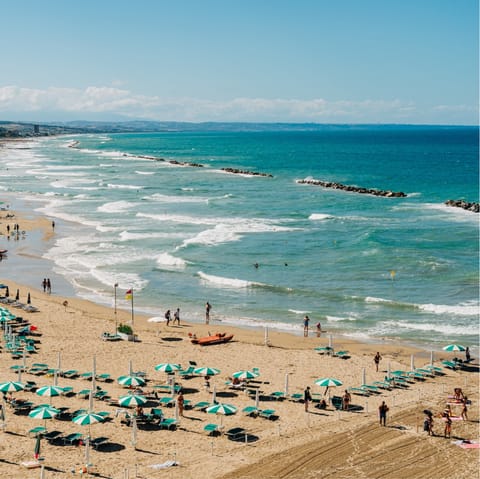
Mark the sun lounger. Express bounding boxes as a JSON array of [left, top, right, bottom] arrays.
[[61, 386, 75, 396], [372, 381, 392, 390], [77, 389, 91, 399], [348, 387, 370, 396], [158, 418, 177, 430], [62, 370, 79, 379], [242, 406, 259, 417], [96, 373, 111, 382], [23, 381, 37, 392], [270, 391, 285, 400], [97, 411, 111, 421], [204, 423, 222, 435], [192, 401, 211, 412], [43, 430, 62, 443], [361, 384, 380, 393], [314, 346, 333, 355], [80, 372, 93, 380], [258, 409, 277, 420], [225, 427, 246, 441], [159, 396, 176, 407], [91, 436, 109, 449], [101, 332, 122, 341], [288, 393, 304, 402], [442, 360, 457, 370], [28, 426, 46, 437], [333, 350, 350, 359], [62, 432, 83, 446]]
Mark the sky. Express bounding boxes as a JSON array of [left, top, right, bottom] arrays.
[[0, 0, 478, 124]]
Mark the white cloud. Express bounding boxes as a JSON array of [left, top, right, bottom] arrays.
[[0, 85, 477, 124]]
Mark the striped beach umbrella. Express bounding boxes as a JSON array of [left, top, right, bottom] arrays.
[[154, 363, 181, 373], [117, 375, 146, 387], [0, 381, 25, 393], [206, 403, 237, 415], [232, 370, 258, 380], [72, 412, 104, 426], [119, 394, 147, 407], [29, 405, 59, 419], [193, 367, 220, 377], [442, 344, 466, 352], [36, 385, 63, 398], [314, 377, 343, 387]]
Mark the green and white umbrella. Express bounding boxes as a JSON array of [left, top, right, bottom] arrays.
[[72, 412, 104, 426], [29, 405, 59, 420], [118, 375, 146, 387], [0, 381, 25, 393], [443, 344, 466, 352], [206, 403, 237, 416], [36, 385, 64, 404], [232, 370, 258, 380], [119, 394, 147, 407], [314, 377, 343, 387], [193, 367, 220, 377], [154, 363, 181, 373]]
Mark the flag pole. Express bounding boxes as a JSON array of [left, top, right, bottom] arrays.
[[114, 283, 118, 333], [130, 289, 134, 327]]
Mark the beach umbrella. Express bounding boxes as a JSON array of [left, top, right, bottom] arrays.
[[34, 434, 41, 460], [315, 377, 342, 395], [27, 293, 31, 305], [119, 394, 146, 408], [36, 385, 63, 404], [72, 411, 104, 426], [154, 363, 181, 373], [0, 381, 25, 393], [5, 286, 9, 298], [232, 370, 258, 381], [206, 403, 237, 426], [15, 289, 19, 301], [194, 367, 220, 377], [442, 344, 466, 352], [29, 405, 59, 429], [118, 375, 146, 388]]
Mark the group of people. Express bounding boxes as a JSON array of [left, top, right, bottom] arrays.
[[302, 315, 322, 337], [164, 308, 181, 326], [42, 278, 52, 294]]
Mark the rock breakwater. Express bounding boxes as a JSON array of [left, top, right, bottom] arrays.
[[297, 179, 407, 197], [445, 199, 479, 213]]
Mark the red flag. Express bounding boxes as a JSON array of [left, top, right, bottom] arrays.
[[125, 289, 132, 300]]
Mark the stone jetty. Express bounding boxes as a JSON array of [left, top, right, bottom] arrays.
[[221, 167, 273, 177], [297, 179, 407, 197], [445, 199, 479, 213]]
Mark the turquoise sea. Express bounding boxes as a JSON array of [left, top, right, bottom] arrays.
[[0, 125, 478, 350]]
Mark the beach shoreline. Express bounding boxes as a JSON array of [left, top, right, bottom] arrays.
[[0, 201, 478, 478]]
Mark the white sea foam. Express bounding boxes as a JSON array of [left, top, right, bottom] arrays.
[[288, 309, 310, 315], [107, 183, 143, 190], [418, 301, 479, 316], [383, 320, 479, 336], [135, 171, 155, 175], [365, 296, 395, 304], [97, 201, 137, 213], [156, 253, 188, 269], [197, 271, 264, 289], [144, 193, 209, 204], [309, 213, 333, 221], [326, 315, 357, 322]]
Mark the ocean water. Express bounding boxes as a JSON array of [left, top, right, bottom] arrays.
[[0, 126, 478, 350]]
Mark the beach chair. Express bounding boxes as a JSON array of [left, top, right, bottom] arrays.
[[158, 418, 177, 430], [314, 346, 333, 355], [62, 370, 79, 379], [77, 389, 91, 399], [333, 350, 351, 359], [269, 391, 285, 401], [258, 409, 277, 420], [159, 396, 176, 407], [372, 381, 392, 390], [97, 411, 111, 421], [96, 373, 111, 382], [62, 432, 83, 446], [204, 423, 222, 436], [361, 384, 380, 393], [43, 430, 62, 443], [442, 360, 457, 370], [91, 437, 109, 450], [242, 406, 259, 417], [331, 396, 343, 410], [28, 426, 46, 437], [348, 387, 370, 396], [225, 427, 246, 441], [289, 393, 304, 402], [60, 386, 75, 396], [192, 401, 211, 412], [179, 361, 198, 379], [23, 380, 37, 392], [80, 372, 93, 380]]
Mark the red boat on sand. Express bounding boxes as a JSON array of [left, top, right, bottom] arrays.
[[190, 332, 234, 346]]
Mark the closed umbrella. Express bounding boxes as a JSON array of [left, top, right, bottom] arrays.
[[119, 394, 146, 408], [34, 435, 41, 460], [27, 293, 31, 305]]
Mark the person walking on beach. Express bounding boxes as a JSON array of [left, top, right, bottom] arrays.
[[465, 346, 471, 362], [303, 315, 310, 337], [164, 309, 171, 326], [316, 322, 322, 338], [378, 401, 389, 426], [46, 278, 51, 294], [304, 386, 312, 412], [42, 278, 47, 293], [173, 308, 180, 325], [177, 391, 185, 416], [374, 352, 382, 372], [205, 301, 211, 324]]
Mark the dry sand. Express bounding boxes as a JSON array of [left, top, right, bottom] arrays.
[[0, 207, 478, 479]]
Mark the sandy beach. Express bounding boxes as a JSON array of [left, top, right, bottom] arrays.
[[0, 206, 478, 479]]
